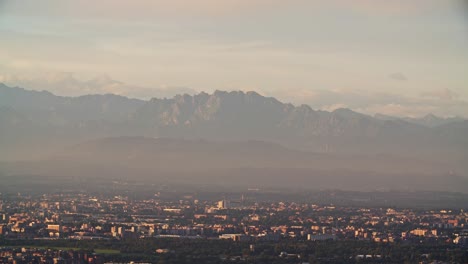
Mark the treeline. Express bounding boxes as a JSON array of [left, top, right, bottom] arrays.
[[1, 236, 467, 263]]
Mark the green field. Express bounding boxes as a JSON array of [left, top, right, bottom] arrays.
[[95, 249, 120, 254]]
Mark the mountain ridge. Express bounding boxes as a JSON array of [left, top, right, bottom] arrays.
[[1, 83, 467, 175], [2, 83, 464, 125]]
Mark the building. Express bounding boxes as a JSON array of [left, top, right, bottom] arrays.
[[217, 200, 229, 209], [219, 234, 250, 242], [307, 234, 336, 241]]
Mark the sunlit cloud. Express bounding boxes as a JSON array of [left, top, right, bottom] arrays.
[[421, 88, 459, 101], [0, 72, 196, 99], [0, 0, 458, 20]]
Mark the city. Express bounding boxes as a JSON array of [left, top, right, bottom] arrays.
[[2, 1, 468, 263], [0, 183, 467, 263]]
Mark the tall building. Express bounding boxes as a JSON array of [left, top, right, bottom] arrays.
[[217, 199, 229, 209]]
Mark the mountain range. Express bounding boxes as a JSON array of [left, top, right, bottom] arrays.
[[1, 83, 467, 191], [1, 83, 466, 157]]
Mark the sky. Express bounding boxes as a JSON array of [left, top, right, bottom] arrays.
[[0, 0, 468, 117]]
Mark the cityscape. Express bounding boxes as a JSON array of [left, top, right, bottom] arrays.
[[0, 183, 467, 263], [2, 0, 468, 263]]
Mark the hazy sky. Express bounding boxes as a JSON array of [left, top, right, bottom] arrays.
[[1, 0, 467, 117]]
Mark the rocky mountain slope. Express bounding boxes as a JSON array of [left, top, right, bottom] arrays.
[[1, 83, 467, 176]]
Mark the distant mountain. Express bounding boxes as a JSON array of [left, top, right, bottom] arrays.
[[0, 83, 145, 122], [0, 83, 467, 178], [375, 113, 465, 127]]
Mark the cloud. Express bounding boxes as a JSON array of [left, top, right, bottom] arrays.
[[0, 0, 454, 21], [0, 0, 294, 19], [389, 72, 408, 81], [321, 103, 349, 112], [421, 88, 459, 101], [357, 103, 436, 118], [266, 87, 468, 118], [0, 72, 197, 99], [339, 0, 454, 15]]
